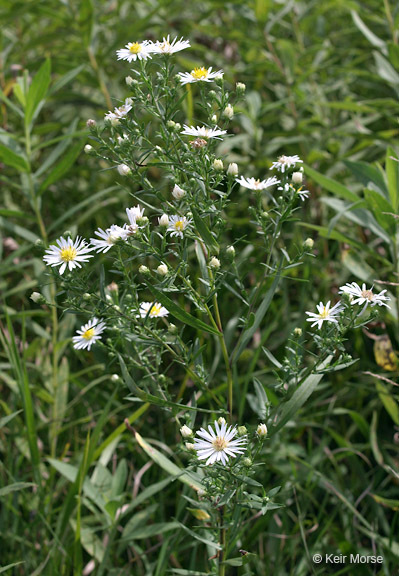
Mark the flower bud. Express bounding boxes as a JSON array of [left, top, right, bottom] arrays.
[[86, 118, 96, 128], [218, 417, 226, 426], [82, 293, 91, 301], [304, 238, 314, 250], [293, 327, 302, 338], [236, 82, 246, 94], [213, 159, 224, 171], [292, 171, 303, 184], [167, 120, 176, 129], [168, 323, 177, 334], [111, 374, 120, 382], [223, 104, 234, 119], [30, 292, 45, 304], [237, 425, 247, 436], [208, 91, 217, 99], [157, 264, 168, 276], [139, 265, 149, 274], [180, 425, 193, 438], [117, 164, 131, 176], [174, 122, 181, 131], [243, 457, 252, 467], [256, 423, 268, 437], [125, 76, 135, 86], [211, 114, 218, 123], [185, 443, 195, 451], [226, 245, 235, 258], [35, 238, 44, 247], [227, 162, 239, 177], [209, 257, 221, 269], [172, 184, 186, 200], [159, 214, 169, 227], [107, 281, 119, 293], [84, 144, 93, 154]]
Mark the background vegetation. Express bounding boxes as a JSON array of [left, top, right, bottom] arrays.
[[1, 0, 399, 574]]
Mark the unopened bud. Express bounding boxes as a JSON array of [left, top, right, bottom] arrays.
[[84, 144, 93, 154], [159, 214, 169, 227], [157, 264, 168, 276], [236, 82, 246, 94], [82, 293, 91, 301], [211, 114, 218, 123], [185, 443, 195, 451], [293, 327, 302, 338], [243, 457, 252, 467], [117, 164, 131, 176], [86, 118, 96, 128], [139, 265, 149, 274], [227, 162, 239, 177], [304, 238, 314, 250], [111, 374, 120, 382], [126, 76, 138, 87], [168, 323, 177, 334], [209, 257, 221, 269], [218, 417, 227, 426], [172, 184, 186, 200], [256, 423, 268, 437], [213, 159, 224, 171], [30, 292, 45, 304], [226, 245, 235, 258], [180, 425, 193, 438], [167, 120, 176, 129], [237, 426, 247, 436], [223, 104, 234, 119], [292, 171, 303, 184]]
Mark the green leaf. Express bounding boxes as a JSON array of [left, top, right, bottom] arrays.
[[363, 188, 396, 237], [344, 160, 388, 198], [376, 381, 399, 426], [130, 521, 181, 539], [0, 482, 36, 496], [145, 283, 219, 335], [191, 208, 219, 254], [386, 147, 399, 212], [351, 11, 387, 52], [78, 0, 94, 47], [134, 431, 203, 492], [255, 0, 272, 23], [0, 142, 29, 172], [373, 51, 399, 87], [304, 165, 359, 202], [39, 140, 83, 194], [0, 563, 25, 574], [0, 409, 22, 428], [25, 59, 51, 126], [270, 356, 333, 436]]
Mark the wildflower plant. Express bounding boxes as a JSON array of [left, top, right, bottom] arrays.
[[34, 35, 391, 573]]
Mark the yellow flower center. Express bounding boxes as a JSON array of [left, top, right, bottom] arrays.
[[361, 289, 374, 301], [191, 67, 208, 80], [129, 42, 142, 54], [319, 307, 329, 319], [174, 220, 184, 231], [212, 436, 228, 452], [150, 304, 162, 316], [82, 328, 95, 340], [60, 246, 77, 262]]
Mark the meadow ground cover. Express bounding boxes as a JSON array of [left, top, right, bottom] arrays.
[[1, 1, 399, 575]]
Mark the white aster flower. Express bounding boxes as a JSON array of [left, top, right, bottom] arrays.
[[90, 225, 127, 253], [116, 40, 154, 62], [178, 66, 223, 85], [104, 99, 133, 124], [43, 236, 93, 275], [297, 187, 310, 201], [152, 35, 190, 54], [72, 317, 106, 351], [181, 125, 227, 140], [270, 154, 303, 173], [125, 205, 145, 235], [194, 420, 247, 466], [138, 302, 169, 319], [167, 215, 192, 238], [338, 282, 390, 309], [306, 300, 343, 329], [236, 175, 280, 191]]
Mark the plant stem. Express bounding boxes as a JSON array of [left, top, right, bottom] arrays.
[[219, 507, 226, 576]]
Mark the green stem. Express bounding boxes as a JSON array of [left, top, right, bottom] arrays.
[[219, 508, 226, 576]]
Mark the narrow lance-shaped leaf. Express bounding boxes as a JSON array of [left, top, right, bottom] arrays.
[[25, 59, 51, 126]]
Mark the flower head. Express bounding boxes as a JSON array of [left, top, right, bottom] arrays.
[[178, 66, 223, 85], [270, 154, 303, 173], [306, 300, 343, 329], [172, 184, 187, 200], [43, 236, 93, 275], [72, 318, 106, 351], [116, 41, 154, 62], [256, 423, 268, 437], [181, 125, 227, 140], [297, 187, 310, 201], [138, 302, 169, 319], [125, 205, 145, 235], [167, 215, 192, 238], [104, 98, 132, 124], [236, 175, 280, 191], [152, 36, 190, 55], [339, 282, 390, 309], [90, 225, 127, 253], [194, 420, 247, 466]]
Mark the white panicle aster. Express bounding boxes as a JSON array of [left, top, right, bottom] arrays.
[[297, 187, 310, 201], [178, 66, 223, 85], [172, 184, 186, 200], [339, 282, 390, 309], [306, 300, 343, 329], [236, 175, 280, 191], [105, 98, 133, 123], [153, 36, 190, 54], [125, 205, 145, 235], [90, 225, 127, 253], [167, 215, 192, 238], [270, 154, 303, 173], [43, 236, 93, 275], [181, 125, 227, 140], [116, 40, 154, 62], [72, 318, 106, 351], [194, 420, 247, 466], [138, 302, 169, 318]]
